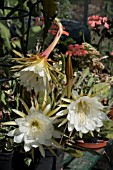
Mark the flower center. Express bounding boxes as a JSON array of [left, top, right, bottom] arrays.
[[31, 120, 39, 128], [30, 119, 44, 133], [77, 100, 90, 123]]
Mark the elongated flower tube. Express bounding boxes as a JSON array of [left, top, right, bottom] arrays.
[[40, 18, 63, 58], [12, 18, 65, 92]]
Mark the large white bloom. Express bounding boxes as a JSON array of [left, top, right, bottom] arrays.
[[13, 18, 64, 93], [67, 94, 107, 134], [8, 107, 55, 153], [19, 58, 51, 92]]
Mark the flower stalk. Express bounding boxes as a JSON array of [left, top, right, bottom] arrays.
[[40, 18, 63, 59], [66, 55, 73, 98]]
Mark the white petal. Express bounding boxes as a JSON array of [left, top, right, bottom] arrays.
[[24, 143, 31, 152], [30, 106, 36, 113], [37, 136, 46, 144], [10, 111, 56, 149], [15, 118, 25, 126], [14, 133, 24, 143], [67, 94, 106, 134], [72, 89, 79, 98], [22, 65, 35, 72], [14, 128, 21, 136], [24, 139, 35, 144], [32, 144, 38, 148], [70, 113, 75, 124], [53, 130, 61, 138], [68, 122, 74, 131], [39, 145, 45, 157], [38, 70, 45, 77], [44, 139, 52, 146], [7, 129, 16, 136], [80, 127, 89, 134], [19, 125, 29, 133]]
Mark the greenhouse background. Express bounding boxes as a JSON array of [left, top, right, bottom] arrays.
[[1, 1, 113, 170], [58, 0, 113, 24]]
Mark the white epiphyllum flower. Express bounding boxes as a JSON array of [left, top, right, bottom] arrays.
[[67, 91, 107, 135], [12, 18, 66, 93], [19, 57, 51, 92], [7, 106, 59, 156]]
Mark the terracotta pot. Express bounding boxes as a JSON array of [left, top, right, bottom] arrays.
[[77, 139, 108, 152]]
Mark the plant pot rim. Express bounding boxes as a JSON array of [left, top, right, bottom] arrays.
[[77, 140, 108, 149]]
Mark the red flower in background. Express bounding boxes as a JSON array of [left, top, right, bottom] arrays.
[[48, 24, 58, 35], [104, 21, 109, 29], [110, 51, 113, 56], [66, 44, 88, 57], [102, 17, 109, 29], [88, 15, 102, 27], [88, 15, 109, 29], [34, 16, 44, 26], [34, 16, 69, 37], [48, 23, 69, 36]]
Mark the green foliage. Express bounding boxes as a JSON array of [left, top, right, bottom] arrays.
[[0, 21, 11, 53], [42, 0, 58, 41], [63, 148, 83, 158], [57, 0, 72, 19], [74, 67, 90, 89], [24, 157, 32, 166], [91, 83, 110, 99], [0, 0, 113, 162], [102, 0, 113, 18], [27, 26, 43, 50], [101, 120, 113, 139]]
